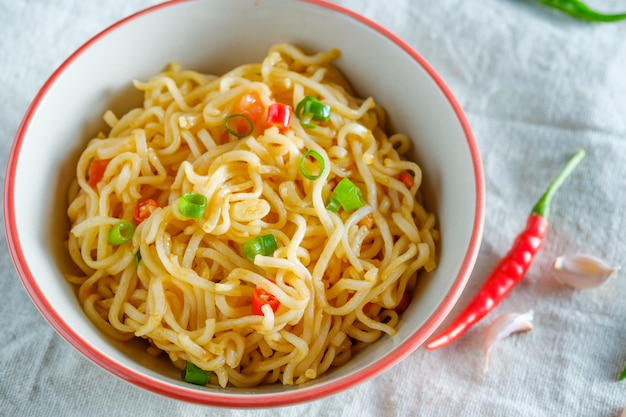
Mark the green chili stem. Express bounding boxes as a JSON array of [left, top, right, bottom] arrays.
[[537, 0, 626, 22], [531, 149, 585, 219]]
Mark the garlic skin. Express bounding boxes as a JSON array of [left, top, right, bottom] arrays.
[[483, 311, 534, 371], [553, 253, 617, 289]]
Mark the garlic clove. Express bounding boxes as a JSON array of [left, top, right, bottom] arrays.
[[553, 253, 617, 289], [483, 311, 534, 372]]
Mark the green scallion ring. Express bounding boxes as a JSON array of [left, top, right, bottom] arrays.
[[108, 221, 135, 246], [295, 96, 331, 128], [294, 97, 309, 119], [303, 100, 331, 122], [181, 361, 210, 386], [242, 234, 278, 263], [178, 192, 208, 219], [300, 149, 325, 180], [325, 178, 365, 213], [298, 114, 316, 129], [340, 188, 365, 212], [336, 178, 365, 212], [224, 113, 253, 138], [325, 196, 341, 213]]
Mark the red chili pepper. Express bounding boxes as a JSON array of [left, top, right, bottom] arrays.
[[425, 149, 585, 350], [133, 199, 159, 225], [88, 159, 111, 188], [398, 171, 414, 188], [266, 103, 292, 132], [394, 292, 411, 314], [251, 287, 280, 316]]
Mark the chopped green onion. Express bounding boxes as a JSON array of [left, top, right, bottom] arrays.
[[300, 149, 325, 180], [108, 221, 135, 246], [178, 193, 207, 219], [225, 113, 253, 138], [619, 364, 626, 381], [135, 251, 142, 267], [295, 96, 331, 128], [326, 178, 365, 213], [243, 234, 278, 263], [181, 361, 210, 386], [326, 197, 341, 213]]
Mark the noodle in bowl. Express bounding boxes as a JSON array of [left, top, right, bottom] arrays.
[[66, 43, 439, 388], [5, 0, 484, 407]]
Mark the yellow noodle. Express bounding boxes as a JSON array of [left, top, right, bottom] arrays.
[[65, 43, 439, 388]]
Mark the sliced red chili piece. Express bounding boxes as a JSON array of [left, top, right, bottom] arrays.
[[398, 171, 414, 188], [88, 159, 111, 188], [266, 103, 292, 132], [133, 199, 159, 225], [251, 286, 280, 316]]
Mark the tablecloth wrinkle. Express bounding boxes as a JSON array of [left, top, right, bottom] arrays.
[[2, 0, 626, 416]]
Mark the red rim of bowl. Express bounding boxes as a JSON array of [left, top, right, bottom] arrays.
[[3, 0, 484, 408]]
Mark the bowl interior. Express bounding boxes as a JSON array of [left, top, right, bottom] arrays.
[[6, 0, 483, 407]]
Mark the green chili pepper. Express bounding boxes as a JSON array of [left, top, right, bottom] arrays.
[[537, 0, 626, 22]]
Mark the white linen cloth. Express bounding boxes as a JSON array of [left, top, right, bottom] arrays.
[[1, 0, 626, 415]]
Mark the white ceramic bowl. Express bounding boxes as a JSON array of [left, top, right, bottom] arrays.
[[4, 0, 484, 408]]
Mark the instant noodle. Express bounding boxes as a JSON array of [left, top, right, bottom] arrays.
[[65, 43, 439, 388]]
